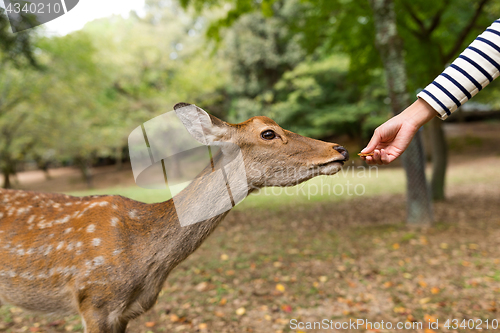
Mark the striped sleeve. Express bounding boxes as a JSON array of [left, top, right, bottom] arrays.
[[417, 19, 500, 120]]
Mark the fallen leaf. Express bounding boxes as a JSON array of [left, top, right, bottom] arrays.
[[170, 314, 180, 322], [219, 298, 227, 306], [281, 304, 292, 313], [393, 243, 400, 250], [195, 281, 209, 292], [145, 322, 156, 328], [198, 323, 208, 330], [419, 297, 431, 304], [431, 287, 440, 294], [393, 306, 406, 314], [276, 283, 286, 292], [424, 314, 437, 323], [236, 307, 246, 316], [220, 254, 229, 261], [418, 280, 428, 288]]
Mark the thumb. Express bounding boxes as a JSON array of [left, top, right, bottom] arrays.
[[361, 130, 381, 153]]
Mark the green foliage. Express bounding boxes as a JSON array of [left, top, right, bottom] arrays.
[[2, 0, 500, 187], [228, 55, 389, 140], [0, 8, 38, 67]]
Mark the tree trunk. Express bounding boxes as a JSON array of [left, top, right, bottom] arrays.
[[76, 156, 94, 189], [370, 0, 433, 226], [2, 168, 11, 189], [116, 146, 123, 171], [429, 117, 447, 201]]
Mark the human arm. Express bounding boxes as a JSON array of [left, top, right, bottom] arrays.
[[362, 19, 500, 165], [361, 98, 437, 164]]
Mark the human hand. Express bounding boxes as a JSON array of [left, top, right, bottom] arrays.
[[360, 98, 438, 165]]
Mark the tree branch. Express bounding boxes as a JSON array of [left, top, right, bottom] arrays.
[[427, 0, 451, 34], [0, 95, 25, 117], [443, 0, 490, 64], [403, 2, 426, 36]]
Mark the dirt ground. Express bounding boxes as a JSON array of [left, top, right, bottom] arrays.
[[1, 121, 500, 333], [1, 178, 500, 333]]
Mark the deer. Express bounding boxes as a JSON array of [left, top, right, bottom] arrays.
[[0, 103, 349, 333]]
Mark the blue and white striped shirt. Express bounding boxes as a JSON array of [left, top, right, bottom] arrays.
[[417, 19, 500, 120]]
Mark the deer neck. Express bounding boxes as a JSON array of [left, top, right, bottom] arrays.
[[148, 153, 250, 276]]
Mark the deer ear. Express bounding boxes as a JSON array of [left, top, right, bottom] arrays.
[[174, 103, 226, 145]]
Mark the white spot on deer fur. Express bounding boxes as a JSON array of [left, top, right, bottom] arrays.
[[20, 272, 34, 281], [53, 203, 61, 208], [44, 245, 53, 256], [64, 227, 73, 234], [93, 256, 105, 266], [55, 215, 71, 224], [16, 207, 28, 215], [112, 249, 122, 256], [92, 238, 101, 247], [37, 220, 53, 229], [76, 241, 83, 248], [56, 242, 65, 250], [67, 242, 74, 251], [86, 224, 96, 233], [65, 202, 73, 206], [7, 207, 15, 216], [129, 210, 138, 219], [0, 212, 3, 219], [17, 249, 25, 256], [89, 202, 99, 208], [110, 217, 119, 227], [26, 248, 34, 255], [27, 215, 36, 224], [99, 201, 109, 207]]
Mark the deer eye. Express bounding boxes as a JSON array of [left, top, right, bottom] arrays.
[[261, 130, 276, 140]]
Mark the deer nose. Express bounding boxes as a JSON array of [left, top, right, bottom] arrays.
[[334, 146, 349, 161]]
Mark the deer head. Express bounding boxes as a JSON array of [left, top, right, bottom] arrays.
[[174, 103, 349, 189]]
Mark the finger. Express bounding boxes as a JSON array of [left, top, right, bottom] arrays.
[[361, 129, 381, 153], [380, 149, 391, 165], [383, 146, 403, 163], [364, 156, 376, 165], [373, 149, 381, 163]]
